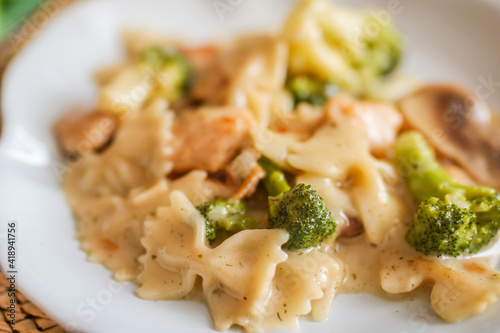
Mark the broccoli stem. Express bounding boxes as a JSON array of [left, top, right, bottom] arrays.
[[396, 131, 500, 256], [138, 46, 193, 101], [394, 131, 496, 203], [258, 157, 291, 196], [286, 75, 337, 107]]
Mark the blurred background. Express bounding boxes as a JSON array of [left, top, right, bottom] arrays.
[[0, 0, 42, 41]]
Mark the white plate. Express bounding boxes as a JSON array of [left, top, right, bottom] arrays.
[[1, 0, 500, 332]]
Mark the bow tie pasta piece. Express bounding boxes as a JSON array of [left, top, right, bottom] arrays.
[[255, 250, 344, 330], [251, 128, 303, 171], [138, 191, 292, 330], [98, 46, 192, 114], [288, 123, 406, 244], [226, 36, 288, 127], [296, 174, 357, 234], [66, 170, 219, 282], [77, 180, 171, 281], [379, 228, 500, 322], [202, 230, 288, 329], [207, 244, 344, 331], [288, 123, 372, 180], [63, 99, 174, 197]]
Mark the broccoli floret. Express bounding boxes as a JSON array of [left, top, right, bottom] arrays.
[[268, 184, 336, 250], [258, 157, 291, 197], [286, 75, 338, 106], [139, 46, 193, 102], [258, 157, 336, 250], [395, 131, 500, 256], [357, 15, 402, 77], [196, 199, 256, 242], [470, 196, 500, 252], [406, 197, 476, 257], [282, 0, 403, 96]]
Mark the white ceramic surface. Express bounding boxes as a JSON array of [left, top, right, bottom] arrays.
[[1, 0, 500, 332]]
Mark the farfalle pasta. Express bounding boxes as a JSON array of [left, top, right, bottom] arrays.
[[54, 0, 500, 331]]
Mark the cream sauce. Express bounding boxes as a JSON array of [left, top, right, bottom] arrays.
[[334, 223, 500, 323], [58, 28, 500, 332]]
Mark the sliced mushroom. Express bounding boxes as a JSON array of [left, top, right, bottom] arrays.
[[53, 109, 117, 157], [338, 216, 364, 238], [398, 84, 500, 189], [439, 158, 477, 186]]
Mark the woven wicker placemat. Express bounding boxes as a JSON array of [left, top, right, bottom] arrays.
[[1, 1, 78, 332], [0, 272, 65, 333]]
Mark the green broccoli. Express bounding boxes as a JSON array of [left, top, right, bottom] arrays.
[[258, 157, 336, 250], [196, 199, 257, 242], [469, 195, 500, 253], [395, 131, 500, 256], [267, 184, 336, 250], [139, 46, 193, 102], [258, 157, 291, 197], [282, 0, 403, 96], [406, 197, 476, 257], [286, 75, 338, 107], [356, 15, 402, 77]]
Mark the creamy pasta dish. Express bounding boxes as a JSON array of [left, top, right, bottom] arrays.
[[54, 0, 500, 331]]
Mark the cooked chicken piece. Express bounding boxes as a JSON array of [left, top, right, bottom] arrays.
[[171, 107, 254, 173], [182, 45, 219, 71], [182, 44, 240, 106], [182, 36, 288, 117], [325, 95, 403, 155], [187, 47, 228, 105], [398, 84, 500, 189], [53, 109, 117, 157]]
